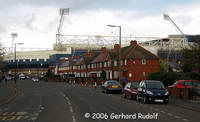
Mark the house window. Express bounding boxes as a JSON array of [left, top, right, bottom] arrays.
[[143, 72, 146, 76], [114, 60, 117, 66], [125, 59, 127, 65], [120, 60, 123, 66], [104, 62, 107, 67], [88, 64, 90, 69], [108, 61, 111, 67], [100, 63, 102, 68], [142, 59, 146, 64]]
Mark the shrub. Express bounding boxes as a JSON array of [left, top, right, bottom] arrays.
[[148, 72, 200, 86]]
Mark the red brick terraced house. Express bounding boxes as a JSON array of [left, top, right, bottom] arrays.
[[58, 40, 160, 82]]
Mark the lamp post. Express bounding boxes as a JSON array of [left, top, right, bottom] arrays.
[[107, 25, 122, 82], [14, 43, 24, 84]]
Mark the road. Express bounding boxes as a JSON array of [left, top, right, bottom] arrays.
[[0, 80, 199, 122]]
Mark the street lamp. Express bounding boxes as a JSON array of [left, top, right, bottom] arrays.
[[107, 24, 122, 83], [14, 43, 24, 84]]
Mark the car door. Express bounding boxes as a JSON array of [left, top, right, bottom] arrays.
[[124, 83, 131, 95]]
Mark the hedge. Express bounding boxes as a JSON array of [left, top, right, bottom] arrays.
[[149, 72, 200, 86]]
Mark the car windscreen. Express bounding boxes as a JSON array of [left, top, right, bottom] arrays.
[[131, 83, 139, 88], [108, 81, 120, 86], [146, 82, 165, 89]]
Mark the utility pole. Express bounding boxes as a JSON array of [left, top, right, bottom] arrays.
[[14, 43, 24, 84], [107, 25, 122, 83]]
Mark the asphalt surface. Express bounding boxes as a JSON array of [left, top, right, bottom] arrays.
[[0, 80, 200, 122]]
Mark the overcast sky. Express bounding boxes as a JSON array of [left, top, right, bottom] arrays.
[[0, 0, 200, 50]]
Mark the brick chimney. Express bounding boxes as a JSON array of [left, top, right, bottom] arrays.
[[114, 44, 121, 51], [130, 40, 137, 46]]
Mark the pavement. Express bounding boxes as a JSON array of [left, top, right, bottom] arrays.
[[0, 81, 17, 106], [170, 96, 200, 112], [0, 80, 200, 122]]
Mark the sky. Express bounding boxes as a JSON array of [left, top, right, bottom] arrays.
[[0, 0, 200, 50]]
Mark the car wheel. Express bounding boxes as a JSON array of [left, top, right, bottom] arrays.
[[136, 95, 140, 102], [143, 96, 148, 104]]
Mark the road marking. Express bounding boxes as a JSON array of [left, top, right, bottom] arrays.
[[161, 110, 166, 114], [174, 116, 180, 119], [40, 107, 45, 110], [65, 97, 69, 101], [30, 116, 37, 121], [167, 113, 173, 116], [69, 107, 74, 113], [182, 118, 189, 122], [16, 116, 22, 120], [15, 112, 27, 116], [9, 112, 16, 115], [68, 101, 72, 106], [72, 116, 76, 122]]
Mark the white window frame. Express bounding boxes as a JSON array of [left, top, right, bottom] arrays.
[[124, 59, 127, 65], [114, 60, 117, 66], [142, 59, 146, 64]]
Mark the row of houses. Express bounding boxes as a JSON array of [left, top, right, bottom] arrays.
[[57, 40, 160, 82]]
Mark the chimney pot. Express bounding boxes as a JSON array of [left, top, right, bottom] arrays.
[[114, 44, 121, 50], [130, 40, 137, 46]]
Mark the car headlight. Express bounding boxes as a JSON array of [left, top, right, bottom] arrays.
[[165, 91, 169, 95], [146, 90, 154, 95]]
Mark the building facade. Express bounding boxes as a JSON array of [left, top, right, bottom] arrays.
[[58, 40, 160, 82]]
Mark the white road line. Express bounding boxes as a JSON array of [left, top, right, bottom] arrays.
[[182, 118, 189, 122], [72, 116, 76, 122], [15, 112, 27, 116], [68, 101, 72, 106], [30, 117, 38, 121], [161, 110, 166, 114], [69, 107, 74, 113], [8, 112, 15, 115], [16, 116, 22, 120], [65, 97, 69, 101], [167, 113, 173, 116], [174, 116, 180, 119]]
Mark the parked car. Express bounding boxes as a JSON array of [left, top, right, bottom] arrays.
[[19, 74, 26, 80], [191, 82, 200, 96], [5, 75, 12, 81], [137, 80, 169, 104], [168, 80, 200, 89], [32, 77, 39, 83], [123, 82, 139, 100], [101, 80, 122, 94]]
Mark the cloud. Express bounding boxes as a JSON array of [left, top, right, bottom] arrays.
[[0, 25, 7, 33], [1, 0, 200, 49]]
